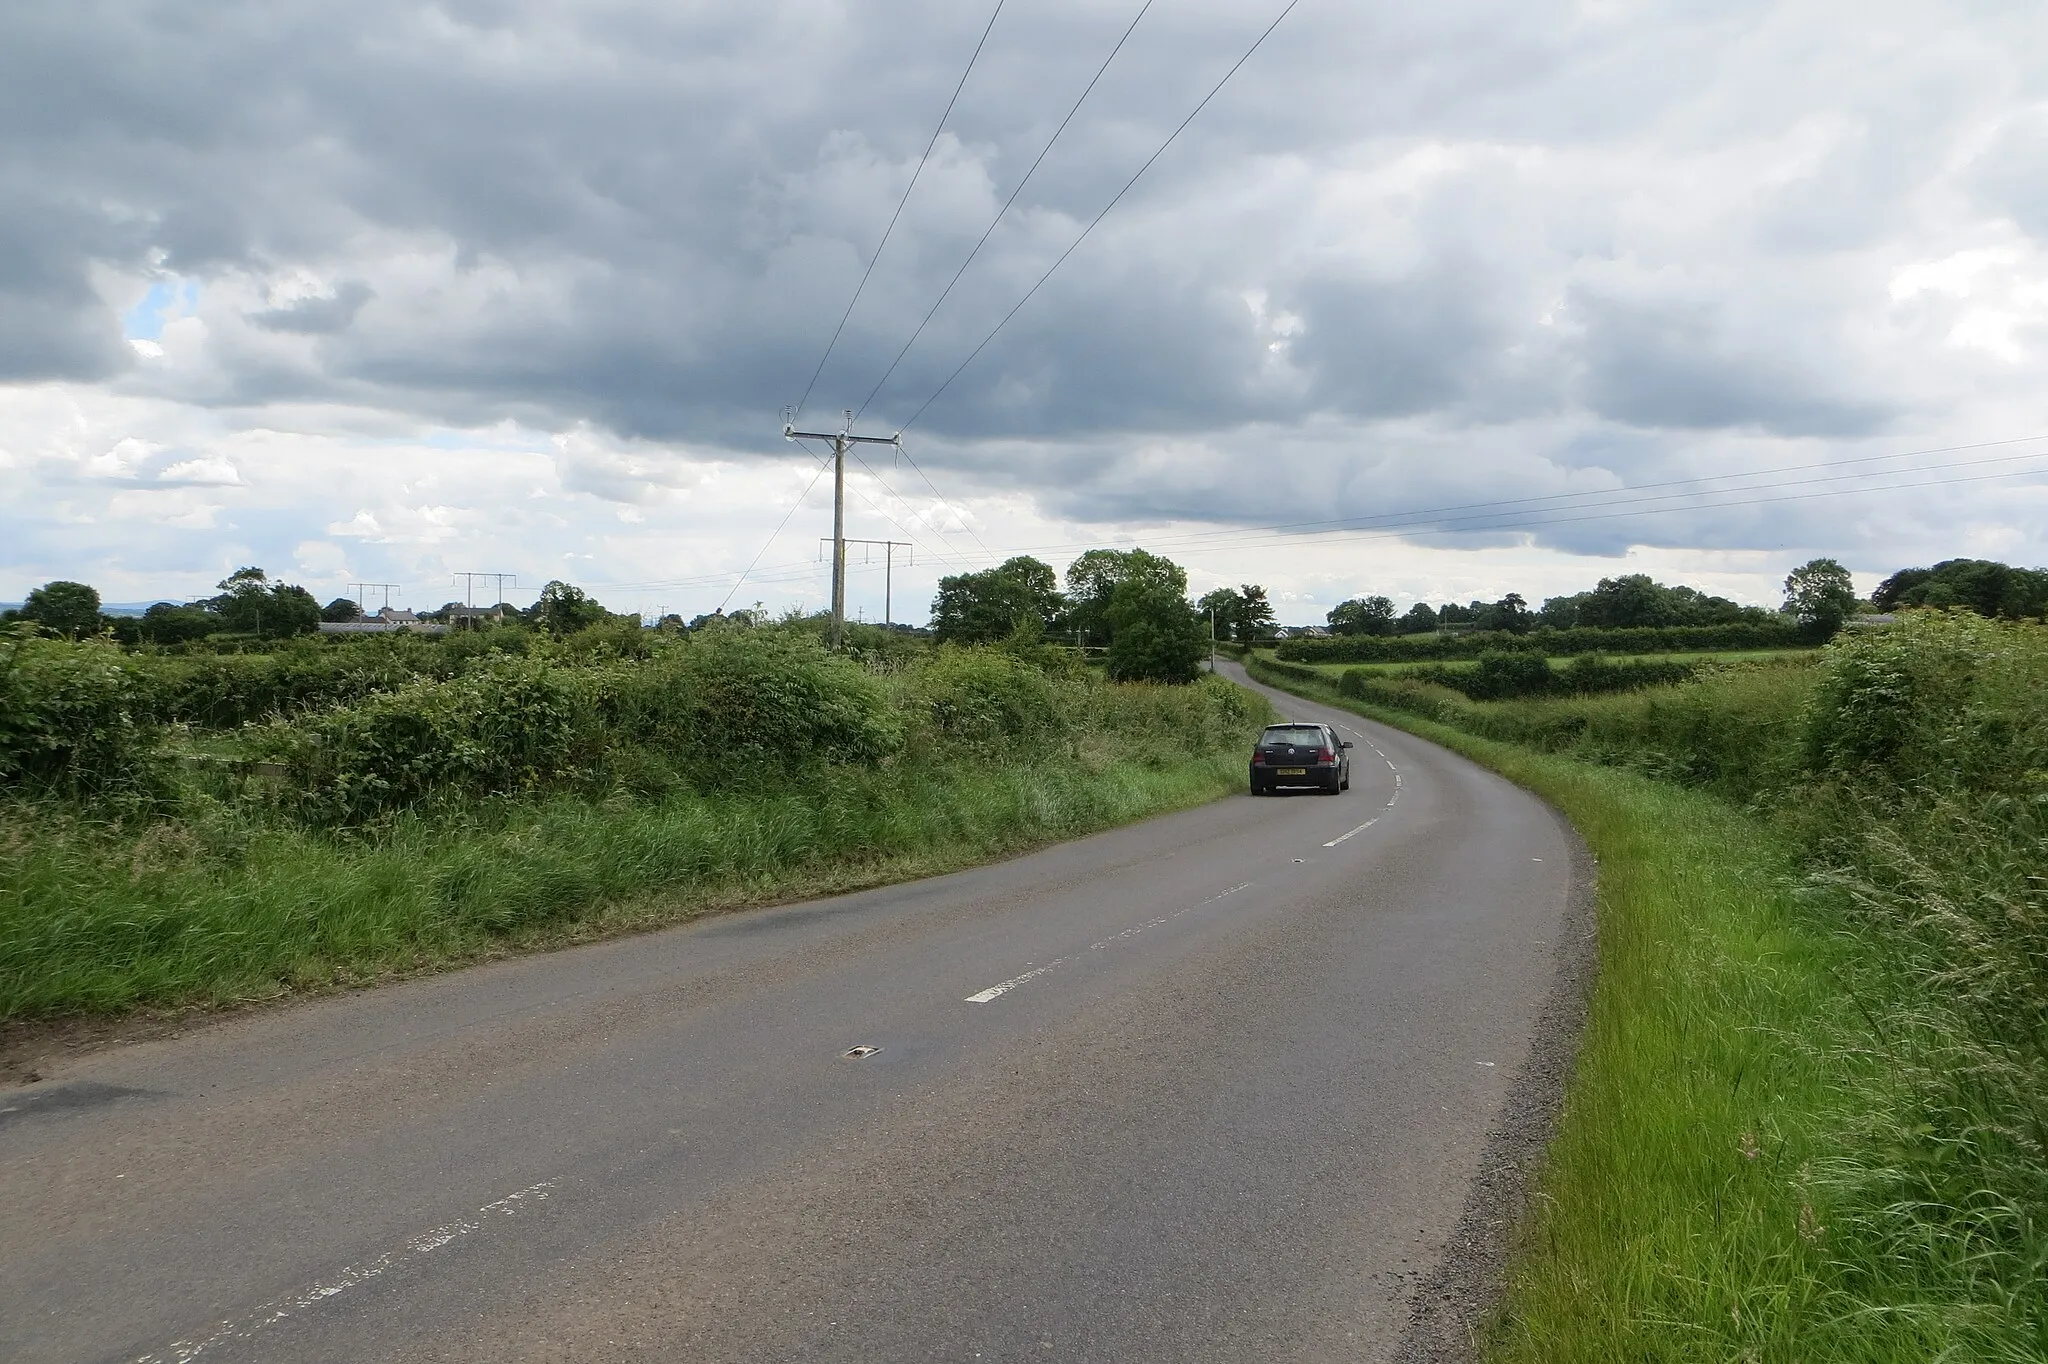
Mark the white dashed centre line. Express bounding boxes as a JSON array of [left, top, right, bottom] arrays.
[[1325, 724, 1404, 844], [133, 1181, 557, 1363], [964, 883, 1254, 1005]]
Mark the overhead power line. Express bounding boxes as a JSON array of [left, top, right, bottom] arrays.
[[853, 0, 1156, 424], [846, 448, 980, 568], [892, 0, 1306, 436], [790, 0, 1008, 422], [716, 447, 837, 612]]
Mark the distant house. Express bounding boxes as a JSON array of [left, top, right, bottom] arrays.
[[1281, 625, 1330, 639], [318, 606, 448, 636]]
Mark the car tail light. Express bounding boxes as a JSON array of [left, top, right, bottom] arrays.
[[1252, 751, 1266, 764], [1317, 748, 1335, 763]]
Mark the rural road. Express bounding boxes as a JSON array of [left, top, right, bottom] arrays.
[[0, 663, 1588, 1364]]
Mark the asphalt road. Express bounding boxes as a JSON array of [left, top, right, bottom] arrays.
[[0, 663, 1586, 1364]]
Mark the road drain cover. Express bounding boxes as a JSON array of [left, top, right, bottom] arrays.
[[842, 1045, 881, 1060]]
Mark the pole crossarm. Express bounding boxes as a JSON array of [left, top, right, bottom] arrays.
[[783, 426, 901, 447]]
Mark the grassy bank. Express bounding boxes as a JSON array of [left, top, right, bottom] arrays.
[[3, 630, 1269, 1022], [2, 753, 1244, 1018], [1250, 622, 2048, 1360]]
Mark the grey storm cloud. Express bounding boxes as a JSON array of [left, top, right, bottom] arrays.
[[3, 0, 2045, 562], [249, 281, 375, 335]]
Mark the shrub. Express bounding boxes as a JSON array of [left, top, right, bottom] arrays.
[[597, 631, 902, 776], [1803, 609, 2044, 791], [905, 646, 1070, 753], [0, 629, 163, 798], [265, 660, 592, 822]]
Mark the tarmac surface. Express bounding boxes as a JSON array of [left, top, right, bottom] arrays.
[[0, 663, 1588, 1363]]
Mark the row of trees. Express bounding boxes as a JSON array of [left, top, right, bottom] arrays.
[[6, 569, 325, 644], [6, 572, 652, 646], [1325, 560, 1870, 642], [1325, 573, 1785, 638], [1873, 559, 2048, 620], [930, 548, 1222, 683]]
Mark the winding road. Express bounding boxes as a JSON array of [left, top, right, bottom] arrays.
[[0, 664, 1588, 1363]]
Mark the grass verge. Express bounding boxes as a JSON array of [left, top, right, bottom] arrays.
[[1, 750, 1248, 1025], [1250, 660, 2042, 1361]]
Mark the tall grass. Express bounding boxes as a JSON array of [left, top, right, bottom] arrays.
[[0, 751, 1250, 1019]]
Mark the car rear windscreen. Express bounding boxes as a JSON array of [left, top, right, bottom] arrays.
[[1261, 726, 1325, 746]]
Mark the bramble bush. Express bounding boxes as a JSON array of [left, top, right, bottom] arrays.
[[259, 659, 594, 824], [0, 628, 162, 799]]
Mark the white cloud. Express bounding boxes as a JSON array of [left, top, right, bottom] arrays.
[[159, 454, 243, 486], [2, 0, 2046, 618]]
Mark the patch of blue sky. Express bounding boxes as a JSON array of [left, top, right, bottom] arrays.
[[122, 278, 200, 340]]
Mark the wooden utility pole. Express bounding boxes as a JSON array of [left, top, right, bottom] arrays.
[[784, 413, 900, 648], [822, 537, 912, 624]]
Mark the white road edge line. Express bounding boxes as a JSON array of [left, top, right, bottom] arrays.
[[133, 1180, 557, 1363], [964, 883, 1254, 1005]]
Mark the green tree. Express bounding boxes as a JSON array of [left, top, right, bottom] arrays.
[[1199, 584, 1276, 644], [1785, 557, 1858, 640], [209, 568, 319, 638], [1196, 586, 1245, 644], [1327, 595, 1396, 636], [321, 597, 362, 623], [1065, 548, 1187, 646], [1873, 559, 2048, 620], [21, 581, 103, 638], [139, 601, 215, 644], [1577, 575, 1672, 629], [531, 580, 611, 635], [1536, 595, 1581, 629], [1397, 601, 1438, 634], [1474, 592, 1532, 634], [931, 556, 1064, 644], [1234, 584, 1277, 643], [1104, 580, 1206, 683]]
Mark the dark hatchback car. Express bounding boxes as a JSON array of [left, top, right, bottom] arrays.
[[1249, 722, 1352, 795]]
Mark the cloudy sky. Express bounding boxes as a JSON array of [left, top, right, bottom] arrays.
[[4, 0, 2045, 623]]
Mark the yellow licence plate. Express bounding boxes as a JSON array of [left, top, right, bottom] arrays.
[[1277, 767, 1307, 776]]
